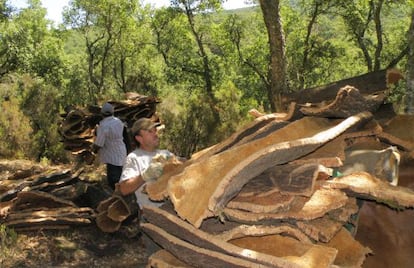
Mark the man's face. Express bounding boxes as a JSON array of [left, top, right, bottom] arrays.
[[136, 127, 159, 151]]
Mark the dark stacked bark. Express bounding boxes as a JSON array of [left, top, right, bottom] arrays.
[[0, 164, 102, 230], [58, 94, 160, 157]]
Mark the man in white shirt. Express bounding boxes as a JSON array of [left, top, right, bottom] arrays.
[[92, 102, 129, 189], [118, 117, 173, 208], [118, 117, 176, 257]]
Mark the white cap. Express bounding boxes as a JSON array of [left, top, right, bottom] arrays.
[[101, 102, 114, 115]]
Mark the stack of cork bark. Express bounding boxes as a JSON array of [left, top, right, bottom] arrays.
[[58, 93, 160, 158], [0, 164, 98, 230], [141, 69, 414, 267]]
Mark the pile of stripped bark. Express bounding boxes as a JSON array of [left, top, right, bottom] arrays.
[[141, 68, 414, 267], [0, 92, 160, 231], [0, 161, 100, 230], [1, 69, 414, 267], [58, 92, 160, 160]]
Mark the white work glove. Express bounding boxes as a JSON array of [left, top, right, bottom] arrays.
[[141, 162, 164, 182]]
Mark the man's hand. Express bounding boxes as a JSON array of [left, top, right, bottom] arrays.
[[141, 162, 164, 182]]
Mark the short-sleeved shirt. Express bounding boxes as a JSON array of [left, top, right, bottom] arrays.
[[120, 148, 173, 208], [94, 116, 127, 166]]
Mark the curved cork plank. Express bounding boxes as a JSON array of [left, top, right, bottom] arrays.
[[190, 113, 280, 162], [141, 223, 273, 268], [148, 250, 191, 268], [229, 234, 338, 268], [320, 228, 372, 267], [323, 171, 414, 209], [226, 191, 295, 214], [378, 114, 414, 151], [209, 113, 372, 218], [214, 224, 312, 244], [168, 112, 372, 227], [300, 86, 385, 118], [223, 188, 349, 224], [146, 159, 185, 201], [281, 68, 402, 105], [142, 206, 302, 268], [294, 197, 359, 242]]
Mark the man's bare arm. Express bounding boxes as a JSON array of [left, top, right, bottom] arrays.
[[118, 176, 144, 195]]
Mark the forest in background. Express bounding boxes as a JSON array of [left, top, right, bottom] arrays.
[[0, 0, 413, 163]]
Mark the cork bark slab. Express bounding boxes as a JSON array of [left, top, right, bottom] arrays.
[[228, 234, 338, 268], [168, 112, 372, 227], [223, 188, 349, 224], [142, 206, 300, 267], [226, 190, 295, 214], [323, 172, 414, 208], [190, 113, 283, 162], [146, 159, 185, 201], [321, 228, 372, 267], [226, 163, 332, 214], [148, 250, 192, 268], [281, 68, 402, 105], [300, 86, 385, 118], [294, 197, 358, 242], [141, 223, 276, 268], [295, 117, 383, 168], [269, 163, 331, 197], [378, 114, 414, 151], [214, 224, 312, 244]]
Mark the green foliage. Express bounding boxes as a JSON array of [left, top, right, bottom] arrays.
[[18, 76, 69, 162], [0, 224, 18, 263], [214, 80, 249, 140], [158, 88, 217, 158], [1, 0, 413, 162], [0, 95, 35, 159]]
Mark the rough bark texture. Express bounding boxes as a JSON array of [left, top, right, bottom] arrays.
[[168, 112, 371, 227], [282, 68, 403, 105]]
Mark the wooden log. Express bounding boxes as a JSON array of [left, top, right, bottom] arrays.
[[190, 115, 285, 162], [248, 102, 303, 122], [168, 112, 372, 227], [107, 197, 131, 222], [268, 163, 331, 197], [294, 117, 383, 166], [146, 158, 186, 202], [0, 169, 74, 202]]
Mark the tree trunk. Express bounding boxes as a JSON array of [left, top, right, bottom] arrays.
[[259, 0, 289, 112], [406, 11, 414, 114]]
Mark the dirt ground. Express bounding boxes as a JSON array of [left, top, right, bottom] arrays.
[[1, 223, 149, 268]]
